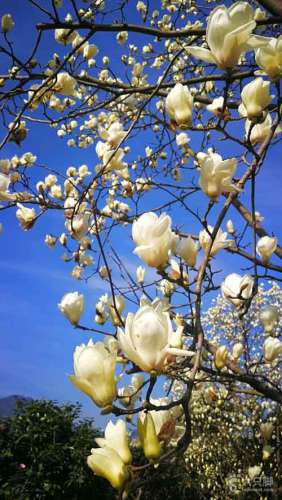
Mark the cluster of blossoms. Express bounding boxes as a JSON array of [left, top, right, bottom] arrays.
[[1, 0, 282, 496]]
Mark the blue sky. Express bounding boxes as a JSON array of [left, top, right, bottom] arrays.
[[0, 0, 281, 426]]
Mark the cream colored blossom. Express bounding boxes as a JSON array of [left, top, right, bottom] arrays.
[[238, 78, 273, 120], [197, 150, 238, 200], [199, 226, 233, 256], [69, 339, 117, 407], [189, 2, 268, 69], [221, 273, 254, 309], [256, 236, 277, 263], [165, 83, 193, 129]]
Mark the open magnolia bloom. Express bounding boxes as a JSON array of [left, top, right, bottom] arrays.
[[263, 337, 282, 362], [238, 78, 273, 120], [87, 447, 128, 489], [0, 173, 15, 201], [260, 306, 279, 333], [256, 236, 277, 263], [132, 212, 176, 268], [199, 226, 233, 256], [255, 35, 282, 81], [197, 150, 238, 200], [58, 291, 84, 325], [69, 339, 117, 408], [221, 273, 254, 309], [188, 2, 268, 69], [99, 121, 127, 147], [147, 397, 182, 442], [95, 419, 132, 465], [245, 112, 282, 145], [165, 83, 193, 129], [53, 72, 78, 97], [16, 203, 36, 231], [117, 299, 194, 373], [206, 97, 229, 119]]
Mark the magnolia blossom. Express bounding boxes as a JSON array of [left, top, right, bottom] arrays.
[[175, 236, 198, 267], [245, 113, 282, 145], [83, 43, 98, 60], [255, 36, 282, 81], [54, 72, 77, 97], [136, 265, 145, 284], [1, 13, 14, 33], [118, 299, 190, 372], [248, 466, 261, 480], [87, 447, 128, 489], [206, 97, 228, 118], [132, 212, 175, 268], [256, 236, 277, 262], [55, 28, 77, 45], [99, 121, 127, 147], [199, 226, 233, 257], [95, 420, 132, 465], [137, 412, 161, 460], [69, 339, 117, 408], [16, 203, 36, 231], [197, 150, 238, 200], [0, 173, 14, 201], [260, 306, 279, 333], [214, 345, 229, 369], [188, 2, 267, 69], [260, 422, 273, 441], [58, 291, 84, 325], [238, 78, 273, 120], [263, 337, 282, 362], [176, 132, 190, 147], [226, 219, 235, 234], [109, 295, 125, 326], [232, 342, 244, 360], [65, 213, 89, 240], [165, 83, 193, 129], [221, 273, 254, 308]]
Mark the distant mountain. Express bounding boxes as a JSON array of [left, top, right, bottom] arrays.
[[0, 395, 33, 418]]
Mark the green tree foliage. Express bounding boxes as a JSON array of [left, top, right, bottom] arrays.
[[0, 400, 114, 500]]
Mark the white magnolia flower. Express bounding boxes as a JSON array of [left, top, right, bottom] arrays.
[[232, 342, 244, 360], [55, 28, 77, 45], [260, 422, 273, 441], [136, 265, 146, 284], [69, 339, 117, 407], [99, 121, 127, 147], [248, 466, 261, 480], [199, 226, 233, 256], [65, 213, 89, 240], [264, 337, 282, 362], [238, 78, 273, 120], [109, 295, 125, 326], [58, 291, 84, 325], [226, 219, 235, 234], [83, 43, 98, 60], [118, 299, 190, 372], [0, 173, 15, 201], [132, 212, 175, 268], [165, 83, 193, 129], [87, 447, 128, 489], [214, 345, 229, 369], [188, 2, 268, 69], [54, 72, 77, 97], [255, 36, 282, 81], [245, 113, 282, 145], [206, 97, 226, 117], [1, 13, 14, 33], [137, 412, 161, 460], [175, 236, 198, 267], [256, 236, 277, 262], [221, 273, 254, 308], [260, 306, 279, 333], [95, 420, 132, 464], [16, 203, 36, 231], [176, 132, 190, 147], [197, 150, 238, 200]]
